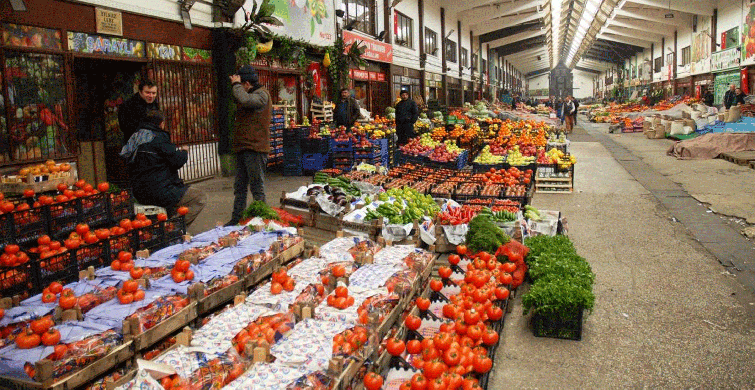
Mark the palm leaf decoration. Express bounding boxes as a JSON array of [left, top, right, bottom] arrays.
[[240, 0, 284, 41]]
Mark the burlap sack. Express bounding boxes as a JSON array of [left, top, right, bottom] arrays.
[[727, 105, 742, 123]]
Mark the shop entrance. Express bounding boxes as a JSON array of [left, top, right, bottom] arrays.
[[73, 57, 146, 187]]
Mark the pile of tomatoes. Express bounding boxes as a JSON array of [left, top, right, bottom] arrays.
[[15, 316, 61, 350], [364, 242, 530, 390], [0, 244, 30, 267], [40, 281, 76, 309], [270, 267, 295, 294], [231, 313, 293, 356], [326, 285, 355, 310], [117, 279, 145, 305], [111, 251, 135, 272], [332, 325, 370, 355], [478, 167, 532, 186], [171, 259, 194, 283]]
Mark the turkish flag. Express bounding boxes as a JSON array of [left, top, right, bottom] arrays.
[[308, 62, 322, 98], [742, 67, 750, 95]]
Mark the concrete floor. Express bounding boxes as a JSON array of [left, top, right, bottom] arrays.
[[187, 122, 755, 388]]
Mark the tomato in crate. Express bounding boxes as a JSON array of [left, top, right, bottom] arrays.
[[106, 231, 136, 264], [108, 189, 134, 224], [36, 249, 77, 287], [10, 205, 47, 247], [75, 240, 108, 271], [136, 219, 162, 251], [0, 259, 35, 299], [0, 213, 12, 248], [48, 197, 82, 240], [80, 192, 109, 228], [161, 215, 186, 247]]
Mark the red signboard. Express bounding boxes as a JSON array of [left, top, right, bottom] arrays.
[[368, 71, 378, 81], [350, 69, 370, 80], [376, 73, 385, 82], [343, 30, 393, 63]]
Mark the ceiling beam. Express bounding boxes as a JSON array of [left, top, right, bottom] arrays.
[[598, 33, 653, 48], [624, 0, 713, 16], [602, 27, 664, 44], [608, 18, 676, 37], [593, 38, 645, 53], [479, 19, 543, 43], [497, 35, 547, 56], [460, 0, 544, 22], [505, 48, 548, 59], [526, 67, 550, 78], [473, 11, 543, 35], [591, 42, 638, 58], [575, 66, 602, 74], [485, 29, 544, 49], [615, 7, 692, 27], [447, 0, 511, 16]]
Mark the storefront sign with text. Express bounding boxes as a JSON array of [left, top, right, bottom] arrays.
[[67, 32, 144, 57], [95, 8, 123, 36], [711, 47, 741, 72], [147, 43, 181, 61], [350, 69, 370, 80], [343, 30, 393, 63]]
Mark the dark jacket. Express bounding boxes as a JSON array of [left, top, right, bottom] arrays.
[[128, 123, 188, 208], [232, 84, 272, 153], [735, 92, 746, 106], [395, 98, 419, 124], [703, 92, 714, 107], [118, 93, 159, 143], [334, 96, 361, 127], [723, 90, 736, 109]]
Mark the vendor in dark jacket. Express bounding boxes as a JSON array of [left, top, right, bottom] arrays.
[[120, 111, 206, 226], [118, 80, 159, 143], [395, 89, 419, 145], [334, 88, 361, 130]]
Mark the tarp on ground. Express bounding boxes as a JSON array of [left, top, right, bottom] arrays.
[[666, 133, 755, 159]]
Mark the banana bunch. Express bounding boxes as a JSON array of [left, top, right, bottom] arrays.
[[546, 148, 576, 168], [307, 0, 328, 22]]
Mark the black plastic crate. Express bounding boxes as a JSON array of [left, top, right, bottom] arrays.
[[11, 206, 47, 246], [135, 222, 162, 251], [75, 240, 108, 271], [0, 214, 12, 248], [80, 192, 109, 227], [108, 189, 135, 223], [36, 250, 77, 287], [531, 308, 583, 340], [162, 215, 186, 247], [0, 262, 37, 298], [106, 231, 136, 263], [48, 198, 82, 240]]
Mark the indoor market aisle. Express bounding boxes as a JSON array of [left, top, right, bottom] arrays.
[[490, 125, 755, 388]]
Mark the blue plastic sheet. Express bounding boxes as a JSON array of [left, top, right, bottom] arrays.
[[191, 226, 245, 243], [697, 117, 755, 134], [84, 290, 165, 332], [0, 306, 53, 327], [21, 278, 120, 308]]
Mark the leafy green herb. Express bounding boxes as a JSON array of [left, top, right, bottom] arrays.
[[523, 235, 576, 259], [242, 201, 279, 220], [528, 252, 594, 287], [465, 215, 510, 254], [522, 278, 595, 315]]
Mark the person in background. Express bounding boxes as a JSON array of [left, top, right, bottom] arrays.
[[734, 87, 747, 106], [703, 89, 714, 107], [723, 84, 737, 110], [226, 66, 272, 226], [556, 98, 564, 125], [120, 111, 206, 226], [334, 88, 361, 130], [572, 97, 580, 125], [511, 94, 518, 110], [395, 89, 419, 145], [564, 96, 576, 133], [118, 80, 159, 143]]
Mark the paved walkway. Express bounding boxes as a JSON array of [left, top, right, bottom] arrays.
[[491, 122, 755, 389]]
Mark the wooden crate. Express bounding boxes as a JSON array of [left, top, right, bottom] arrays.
[[0, 340, 134, 390], [719, 151, 755, 166], [123, 302, 198, 351], [0, 164, 78, 195]]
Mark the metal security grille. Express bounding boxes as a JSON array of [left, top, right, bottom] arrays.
[[152, 61, 219, 182], [1, 50, 76, 163]]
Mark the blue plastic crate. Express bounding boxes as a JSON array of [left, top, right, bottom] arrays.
[[330, 139, 353, 153], [302, 153, 329, 171]]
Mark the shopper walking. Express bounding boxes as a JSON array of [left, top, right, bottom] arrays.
[[723, 84, 737, 109], [395, 89, 419, 145], [572, 97, 580, 125], [120, 111, 206, 226], [334, 88, 361, 130], [226, 66, 272, 226], [555, 98, 564, 125], [564, 96, 576, 133], [118, 80, 159, 143]]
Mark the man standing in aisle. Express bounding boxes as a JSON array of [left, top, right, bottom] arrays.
[[572, 97, 580, 125], [723, 84, 737, 109], [564, 96, 576, 133], [334, 88, 361, 130], [118, 80, 159, 143], [226, 66, 272, 226], [395, 89, 418, 145]]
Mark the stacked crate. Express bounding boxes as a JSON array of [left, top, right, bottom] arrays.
[[330, 139, 354, 172], [268, 107, 285, 168], [283, 127, 308, 176]]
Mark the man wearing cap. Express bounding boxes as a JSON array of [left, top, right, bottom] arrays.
[[394, 89, 419, 145], [226, 66, 272, 226]]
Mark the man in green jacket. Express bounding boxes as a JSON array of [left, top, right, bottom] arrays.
[[226, 66, 272, 226]]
